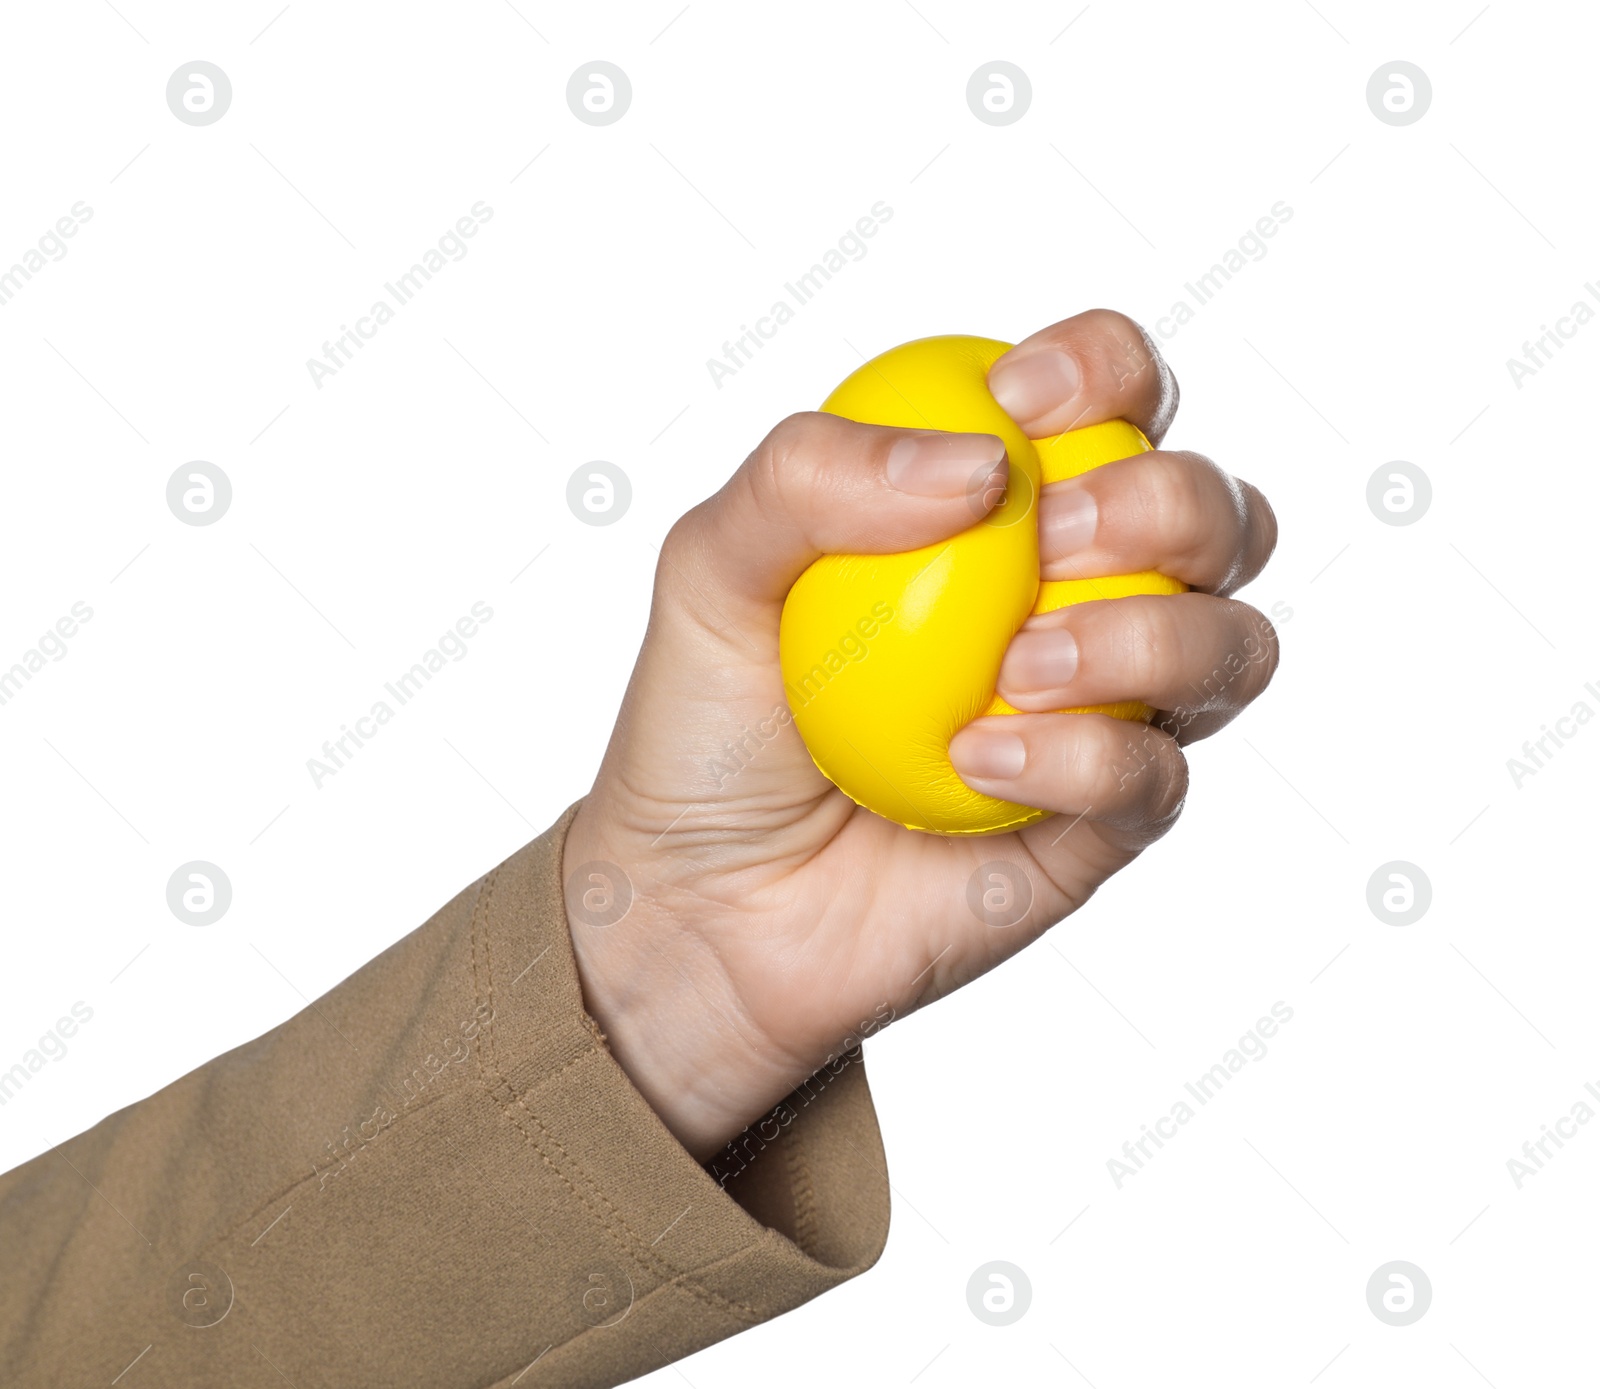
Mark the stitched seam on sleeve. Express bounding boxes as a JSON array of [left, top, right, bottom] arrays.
[[783, 1110, 821, 1256], [211, 1083, 460, 1252], [470, 1236, 784, 1389], [208, 874, 502, 1253], [469, 867, 764, 1326]]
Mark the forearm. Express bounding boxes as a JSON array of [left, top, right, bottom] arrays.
[[0, 802, 889, 1388]]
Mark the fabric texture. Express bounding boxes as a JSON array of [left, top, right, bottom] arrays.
[[0, 801, 891, 1387]]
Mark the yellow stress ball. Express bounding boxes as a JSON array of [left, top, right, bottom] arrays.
[[778, 334, 1187, 836]]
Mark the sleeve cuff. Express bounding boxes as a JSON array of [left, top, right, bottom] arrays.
[[462, 800, 892, 1381]]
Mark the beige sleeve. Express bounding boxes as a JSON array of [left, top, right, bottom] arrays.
[[0, 802, 891, 1388]]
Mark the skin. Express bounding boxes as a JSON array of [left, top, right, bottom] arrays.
[[561, 309, 1280, 1160]]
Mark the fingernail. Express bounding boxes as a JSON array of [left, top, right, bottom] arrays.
[[949, 726, 1027, 781], [988, 349, 1082, 430], [1040, 486, 1098, 559], [887, 432, 1007, 498], [1001, 628, 1079, 696]]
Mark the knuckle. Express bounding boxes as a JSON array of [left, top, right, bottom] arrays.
[[1118, 607, 1170, 694], [761, 411, 826, 472], [1245, 607, 1282, 693], [1245, 480, 1281, 568], [1196, 601, 1279, 710], [1091, 717, 1187, 829], [1068, 309, 1176, 436], [1083, 724, 1139, 804], [1081, 306, 1149, 349], [1133, 452, 1208, 545], [655, 504, 711, 588], [1145, 737, 1190, 823], [1091, 310, 1165, 392], [1089, 718, 1158, 800], [752, 410, 848, 519]]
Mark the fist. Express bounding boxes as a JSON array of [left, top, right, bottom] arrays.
[[779, 334, 1185, 835]]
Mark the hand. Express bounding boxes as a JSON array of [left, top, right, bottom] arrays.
[[561, 310, 1279, 1160]]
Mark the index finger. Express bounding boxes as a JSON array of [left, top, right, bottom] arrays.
[[986, 308, 1180, 444]]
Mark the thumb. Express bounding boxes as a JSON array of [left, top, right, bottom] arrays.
[[655, 411, 1009, 642]]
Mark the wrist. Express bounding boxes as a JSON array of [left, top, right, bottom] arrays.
[[560, 825, 797, 1160]]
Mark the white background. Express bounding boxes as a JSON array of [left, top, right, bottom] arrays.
[[2, 1, 1596, 1384]]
